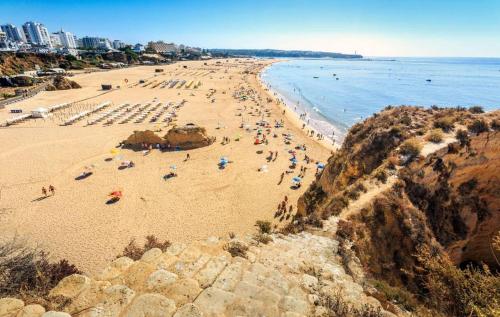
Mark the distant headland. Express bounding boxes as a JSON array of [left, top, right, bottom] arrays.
[[208, 49, 363, 59]]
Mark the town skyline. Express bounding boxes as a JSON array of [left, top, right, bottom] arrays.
[[1, 0, 499, 57]]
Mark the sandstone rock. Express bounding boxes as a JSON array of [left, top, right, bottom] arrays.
[[82, 285, 135, 317], [226, 298, 277, 317], [280, 296, 310, 315], [0, 298, 24, 317], [122, 293, 176, 317], [66, 280, 111, 314], [194, 287, 236, 316], [213, 262, 244, 291], [146, 270, 178, 291], [178, 246, 202, 262], [96, 257, 134, 281], [172, 304, 202, 317], [16, 304, 45, 317], [194, 255, 229, 288], [165, 243, 187, 257], [140, 248, 163, 263], [49, 274, 90, 299], [162, 278, 202, 307], [40, 312, 71, 317], [123, 261, 156, 291], [301, 274, 319, 292], [156, 255, 180, 270]]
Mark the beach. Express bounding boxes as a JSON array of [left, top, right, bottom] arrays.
[[0, 59, 331, 274]]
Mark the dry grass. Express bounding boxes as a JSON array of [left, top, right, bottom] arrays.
[[416, 245, 500, 317], [223, 241, 248, 258], [0, 238, 80, 304], [118, 235, 171, 261], [399, 138, 422, 161], [426, 129, 444, 143], [319, 290, 384, 317]]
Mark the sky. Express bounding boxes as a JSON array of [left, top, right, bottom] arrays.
[[1, 0, 499, 57]]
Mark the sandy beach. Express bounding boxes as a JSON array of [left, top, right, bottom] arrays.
[[0, 59, 331, 274]]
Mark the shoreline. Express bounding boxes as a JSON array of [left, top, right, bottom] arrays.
[[255, 60, 338, 151]]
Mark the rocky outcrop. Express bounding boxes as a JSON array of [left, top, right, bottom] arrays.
[[297, 106, 500, 315], [0, 224, 395, 317], [123, 125, 215, 150], [46, 76, 81, 91], [163, 125, 214, 150]]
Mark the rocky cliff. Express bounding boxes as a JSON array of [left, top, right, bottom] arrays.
[[298, 106, 500, 316]]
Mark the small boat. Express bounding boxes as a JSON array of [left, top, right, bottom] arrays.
[[426, 79, 432, 82], [313, 76, 319, 79]]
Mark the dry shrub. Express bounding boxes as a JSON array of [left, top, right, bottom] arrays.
[[399, 138, 422, 161], [434, 117, 455, 132], [426, 129, 444, 143], [468, 106, 484, 114], [467, 119, 489, 134], [253, 232, 273, 245], [374, 169, 387, 183], [119, 235, 171, 261], [416, 245, 500, 317], [223, 241, 248, 258], [491, 119, 500, 131], [319, 290, 384, 317], [0, 238, 81, 302], [255, 220, 272, 234], [370, 279, 419, 312], [337, 219, 355, 240], [455, 129, 469, 147]]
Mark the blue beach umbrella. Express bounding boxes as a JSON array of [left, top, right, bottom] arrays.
[[292, 176, 302, 183], [317, 162, 325, 168], [290, 158, 298, 164]]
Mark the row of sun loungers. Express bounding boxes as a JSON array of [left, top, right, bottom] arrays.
[[63, 101, 111, 126], [118, 103, 144, 124], [86, 103, 128, 125]]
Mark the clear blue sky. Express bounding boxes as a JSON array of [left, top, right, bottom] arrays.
[[1, 0, 499, 57]]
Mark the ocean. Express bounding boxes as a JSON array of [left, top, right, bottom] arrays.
[[260, 57, 500, 143]]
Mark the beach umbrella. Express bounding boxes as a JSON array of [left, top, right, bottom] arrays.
[[290, 158, 298, 163], [292, 177, 302, 183], [110, 149, 120, 155], [317, 163, 325, 168], [109, 190, 123, 197], [170, 165, 177, 170]]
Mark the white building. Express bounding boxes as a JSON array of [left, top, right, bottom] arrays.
[[112, 40, 126, 49], [1, 24, 26, 42], [133, 43, 145, 53], [53, 30, 77, 49], [50, 33, 62, 47], [22, 21, 52, 47]]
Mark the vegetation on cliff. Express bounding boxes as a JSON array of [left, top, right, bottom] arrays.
[[298, 105, 500, 316]]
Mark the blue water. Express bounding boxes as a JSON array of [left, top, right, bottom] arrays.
[[260, 57, 500, 141]]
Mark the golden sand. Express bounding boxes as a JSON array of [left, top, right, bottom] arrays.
[[0, 59, 331, 274]]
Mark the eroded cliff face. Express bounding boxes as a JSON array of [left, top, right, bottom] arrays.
[[298, 106, 500, 278]]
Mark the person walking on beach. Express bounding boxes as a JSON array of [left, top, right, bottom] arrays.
[[42, 187, 47, 197], [49, 185, 55, 196], [185, 153, 190, 161], [278, 172, 285, 185]]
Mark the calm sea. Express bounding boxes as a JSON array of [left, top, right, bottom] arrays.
[[260, 57, 500, 142]]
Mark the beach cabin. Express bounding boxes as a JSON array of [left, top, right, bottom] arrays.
[[31, 107, 49, 118]]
